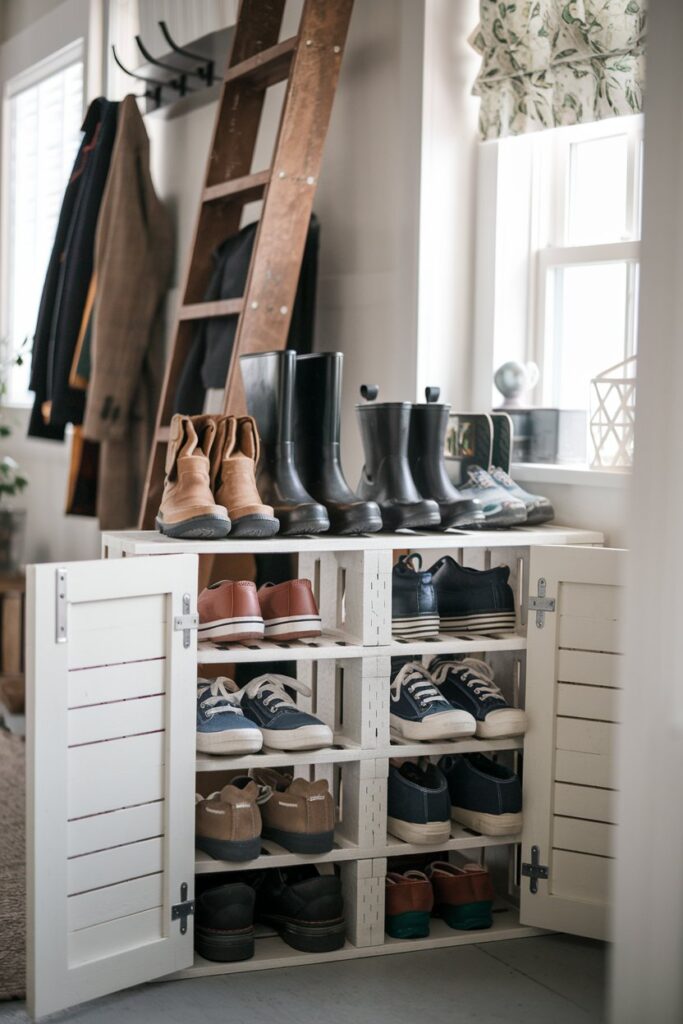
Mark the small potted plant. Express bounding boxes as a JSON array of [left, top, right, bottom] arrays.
[[0, 339, 29, 573]]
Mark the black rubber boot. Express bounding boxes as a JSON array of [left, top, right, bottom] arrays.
[[409, 389, 485, 529], [295, 353, 382, 535], [240, 351, 330, 535], [356, 387, 441, 531]]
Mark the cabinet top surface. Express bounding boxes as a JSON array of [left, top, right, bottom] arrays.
[[101, 524, 604, 555]]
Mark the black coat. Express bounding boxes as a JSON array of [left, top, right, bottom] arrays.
[[28, 97, 118, 439], [174, 215, 319, 415]]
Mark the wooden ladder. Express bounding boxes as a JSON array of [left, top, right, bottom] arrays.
[[139, 0, 354, 528]]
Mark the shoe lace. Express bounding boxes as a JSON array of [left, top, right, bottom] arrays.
[[432, 657, 503, 702], [198, 678, 244, 718], [490, 466, 513, 487], [390, 662, 447, 708], [466, 465, 495, 489], [240, 674, 312, 713]]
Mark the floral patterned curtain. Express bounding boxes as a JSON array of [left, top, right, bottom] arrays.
[[470, 1, 647, 141]]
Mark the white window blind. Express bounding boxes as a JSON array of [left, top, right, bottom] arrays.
[[4, 43, 84, 403]]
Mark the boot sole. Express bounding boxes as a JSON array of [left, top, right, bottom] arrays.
[[380, 506, 442, 532], [328, 506, 383, 535], [276, 506, 330, 536], [156, 514, 231, 539], [195, 925, 255, 962], [259, 913, 346, 952], [261, 825, 335, 854], [230, 513, 280, 538], [196, 835, 262, 862]]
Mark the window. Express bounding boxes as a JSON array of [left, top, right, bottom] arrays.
[[1, 41, 84, 404], [478, 115, 643, 416]]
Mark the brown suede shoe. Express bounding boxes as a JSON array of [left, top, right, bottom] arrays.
[[257, 579, 322, 640], [198, 580, 264, 643], [211, 415, 279, 538], [195, 777, 264, 862], [252, 768, 335, 854], [426, 861, 494, 930], [385, 870, 434, 938], [157, 414, 231, 538]]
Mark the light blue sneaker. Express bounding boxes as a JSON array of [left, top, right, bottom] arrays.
[[196, 677, 263, 755], [238, 674, 333, 751]]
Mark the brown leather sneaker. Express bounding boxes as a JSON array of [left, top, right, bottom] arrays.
[[252, 768, 335, 854], [195, 777, 264, 862], [198, 580, 264, 643], [211, 415, 279, 538], [385, 870, 434, 938], [157, 414, 231, 538], [426, 860, 494, 930], [257, 579, 322, 640]]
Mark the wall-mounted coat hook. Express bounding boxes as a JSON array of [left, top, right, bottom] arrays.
[[111, 45, 164, 108], [134, 35, 190, 96], [158, 20, 215, 86]]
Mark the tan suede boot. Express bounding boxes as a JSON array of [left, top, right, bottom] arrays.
[[211, 416, 279, 538], [156, 414, 231, 538], [195, 777, 263, 861]]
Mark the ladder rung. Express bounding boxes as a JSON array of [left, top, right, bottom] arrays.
[[179, 299, 243, 321], [203, 170, 270, 205], [223, 36, 298, 90]]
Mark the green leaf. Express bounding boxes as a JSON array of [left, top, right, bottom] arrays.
[[555, 48, 578, 59], [538, 24, 549, 37], [625, 0, 640, 11], [499, 2, 507, 18], [562, 4, 578, 25]]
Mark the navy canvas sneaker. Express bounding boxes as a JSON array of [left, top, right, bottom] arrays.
[[459, 465, 527, 527], [429, 656, 527, 739], [489, 466, 554, 525], [392, 553, 439, 639], [390, 660, 475, 741], [387, 759, 451, 844], [237, 674, 333, 751], [196, 677, 263, 755], [439, 753, 522, 836], [428, 555, 516, 634]]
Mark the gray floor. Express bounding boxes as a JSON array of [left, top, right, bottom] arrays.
[[0, 935, 607, 1024]]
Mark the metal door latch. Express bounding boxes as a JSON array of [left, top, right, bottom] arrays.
[[173, 593, 198, 648], [528, 577, 555, 628], [522, 845, 549, 894], [56, 568, 68, 643], [171, 882, 195, 934]]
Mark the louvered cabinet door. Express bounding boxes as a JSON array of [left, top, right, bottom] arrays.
[[26, 554, 198, 1019], [520, 545, 625, 940]]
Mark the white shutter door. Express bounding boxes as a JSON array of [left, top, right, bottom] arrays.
[[520, 545, 625, 940], [26, 554, 198, 1019]]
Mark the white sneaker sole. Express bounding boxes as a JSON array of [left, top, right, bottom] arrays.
[[440, 611, 516, 634], [391, 614, 440, 640], [476, 709, 527, 739], [451, 806, 522, 836], [387, 816, 451, 845], [198, 617, 265, 643], [390, 711, 476, 741], [263, 615, 322, 640], [260, 723, 333, 751], [196, 729, 263, 755]]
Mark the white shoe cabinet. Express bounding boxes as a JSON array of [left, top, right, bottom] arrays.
[[26, 524, 623, 1019]]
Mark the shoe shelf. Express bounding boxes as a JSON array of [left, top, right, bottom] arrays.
[[97, 524, 604, 984], [173, 905, 543, 980], [101, 524, 603, 558]]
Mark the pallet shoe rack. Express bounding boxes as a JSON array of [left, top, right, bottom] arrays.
[[97, 524, 602, 980]]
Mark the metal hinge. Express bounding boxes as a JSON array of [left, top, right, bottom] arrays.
[[171, 882, 195, 934], [528, 577, 556, 628], [56, 567, 68, 643], [173, 593, 198, 648], [521, 845, 549, 894]]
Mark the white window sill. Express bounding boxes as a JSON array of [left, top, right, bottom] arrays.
[[511, 462, 632, 489]]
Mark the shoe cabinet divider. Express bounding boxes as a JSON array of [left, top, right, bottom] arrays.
[[26, 525, 606, 1017]]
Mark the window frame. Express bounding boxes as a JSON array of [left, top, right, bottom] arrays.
[[473, 113, 644, 418], [0, 38, 85, 406]]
